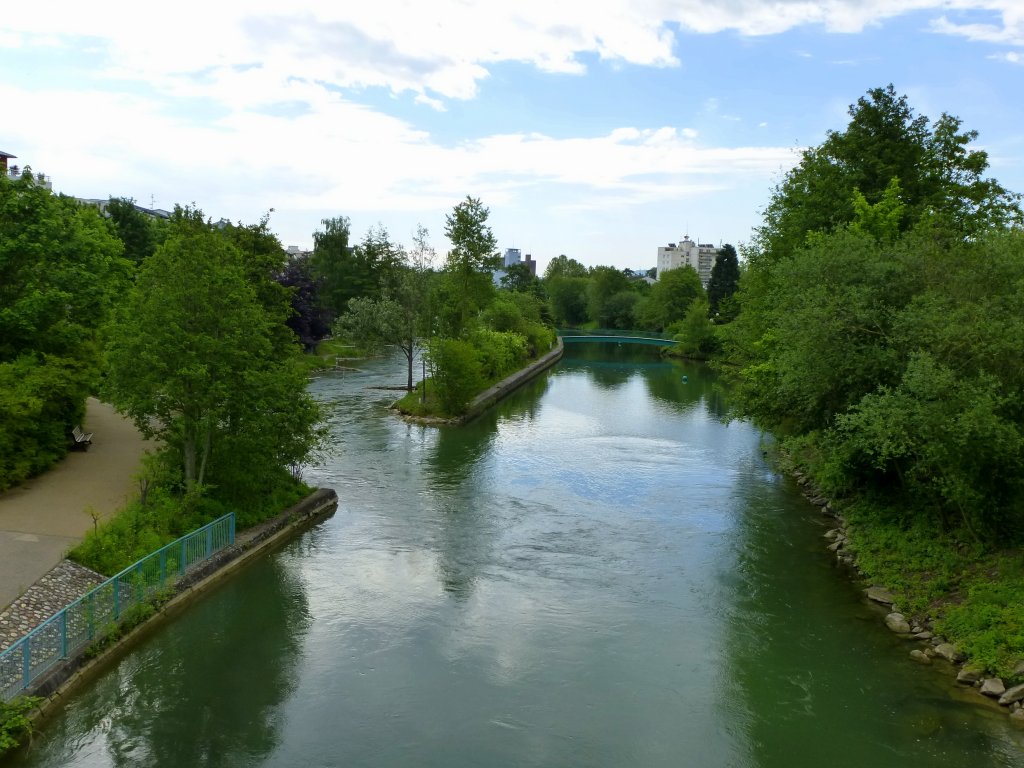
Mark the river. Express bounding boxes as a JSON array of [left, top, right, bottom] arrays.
[[10, 343, 1024, 767]]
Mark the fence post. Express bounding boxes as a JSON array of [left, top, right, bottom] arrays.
[[229, 513, 235, 545], [61, 611, 68, 659], [180, 538, 187, 575], [160, 548, 167, 586], [21, 640, 30, 693], [113, 576, 120, 621], [206, 525, 213, 559]]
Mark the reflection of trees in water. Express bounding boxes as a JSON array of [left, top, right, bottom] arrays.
[[38, 556, 311, 768], [640, 357, 731, 422], [424, 373, 552, 600], [718, 457, 1019, 767], [425, 419, 499, 601], [561, 342, 667, 390]]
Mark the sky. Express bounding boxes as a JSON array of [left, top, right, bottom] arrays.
[[1, 1, 1022, 273]]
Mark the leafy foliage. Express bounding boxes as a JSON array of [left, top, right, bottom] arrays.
[[426, 337, 485, 415], [0, 174, 126, 489], [0, 696, 41, 756], [755, 84, 1021, 266], [706, 243, 739, 318], [674, 297, 719, 357], [104, 207, 324, 505], [636, 265, 702, 331], [443, 196, 499, 335]]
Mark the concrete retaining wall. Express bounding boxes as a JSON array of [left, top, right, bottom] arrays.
[[24, 488, 338, 720], [460, 337, 564, 423]]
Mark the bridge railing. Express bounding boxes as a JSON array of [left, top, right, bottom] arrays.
[[556, 328, 675, 340], [0, 513, 235, 702]]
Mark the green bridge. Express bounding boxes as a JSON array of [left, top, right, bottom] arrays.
[[557, 329, 678, 347]]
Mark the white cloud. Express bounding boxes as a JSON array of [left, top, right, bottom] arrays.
[[3, 0, 1019, 257], [988, 50, 1023, 63], [4, 2, 1021, 106]]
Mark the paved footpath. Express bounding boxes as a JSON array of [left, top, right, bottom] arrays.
[[0, 398, 153, 617]]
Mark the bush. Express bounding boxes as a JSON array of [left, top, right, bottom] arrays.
[[470, 329, 527, 380], [427, 338, 485, 415], [0, 696, 41, 756]]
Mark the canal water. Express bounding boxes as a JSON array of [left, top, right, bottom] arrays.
[[10, 344, 1024, 767]]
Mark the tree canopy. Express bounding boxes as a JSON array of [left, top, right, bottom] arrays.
[[729, 85, 1024, 542], [105, 208, 322, 504], [755, 84, 1021, 266], [0, 175, 127, 488]]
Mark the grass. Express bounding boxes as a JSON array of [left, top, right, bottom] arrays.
[[829, 498, 1024, 680]]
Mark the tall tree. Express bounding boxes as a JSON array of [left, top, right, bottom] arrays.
[[309, 216, 356, 320], [105, 208, 321, 499], [755, 84, 1021, 266], [277, 253, 331, 351], [545, 276, 589, 326], [636, 265, 703, 331], [706, 244, 740, 318], [442, 196, 499, 335], [340, 225, 437, 390], [500, 261, 543, 296], [587, 266, 632, 327]]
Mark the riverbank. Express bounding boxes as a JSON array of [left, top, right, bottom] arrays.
[[8, 487, 337, 754], [396, 337, 563, 425], [786, 462, 1024, 723]]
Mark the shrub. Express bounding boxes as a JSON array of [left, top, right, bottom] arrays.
[[0, 696, 41, 756], [470, 329, 528, 380], [427, 338, 484, 415]]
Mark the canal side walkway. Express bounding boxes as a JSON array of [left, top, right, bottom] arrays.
[[0, 398, 153, 649]]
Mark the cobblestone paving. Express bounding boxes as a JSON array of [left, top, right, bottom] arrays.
[[0, 560, 105, 652]]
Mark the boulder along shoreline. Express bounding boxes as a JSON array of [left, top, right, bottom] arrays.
[[791, 468, 1024, 724]]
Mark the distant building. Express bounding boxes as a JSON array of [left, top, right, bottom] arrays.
[[493, 248, 537, 285], [1, 150, 53, 189], [76, 197, 171, 219], [656, 235, 719, 288]]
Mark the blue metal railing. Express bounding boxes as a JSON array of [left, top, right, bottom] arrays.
[[0, 513, 235, 702], [556, 328, 676, 341]]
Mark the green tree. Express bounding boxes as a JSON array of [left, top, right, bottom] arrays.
[[337, 224, 437, 391], [706, 244, 740, 318], [543, 254, 588, 280], [0, 174, 126, 488], [755, 84, 1021, 266], [105, 208, 321, 500], [675, 296, 718, 357], [636, 265, 703, 331], [500, 261, 543, 296], [546, 276, 589, 326], [587, 266, 632, 327], [427, 337, 484, 415], [442, 196, 499, 335], [106, 197, 159, 266]]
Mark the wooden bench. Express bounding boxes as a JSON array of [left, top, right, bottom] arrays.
[[71, 425, 93, 450]]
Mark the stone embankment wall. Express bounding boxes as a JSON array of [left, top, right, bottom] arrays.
[[792, 470, 1024, 723]]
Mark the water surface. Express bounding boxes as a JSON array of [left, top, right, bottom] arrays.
[[12, 344, 1024, 767]]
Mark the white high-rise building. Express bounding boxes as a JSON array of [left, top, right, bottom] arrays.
[[656, 236, 719, 288]]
